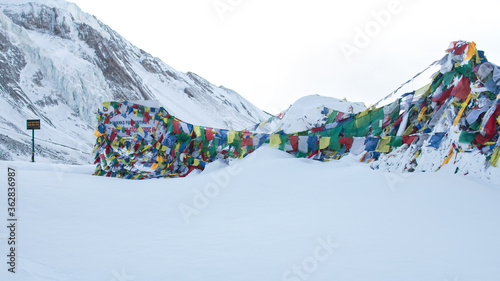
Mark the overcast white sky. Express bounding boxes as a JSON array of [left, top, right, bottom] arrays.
[[69, 0, 500, 114]]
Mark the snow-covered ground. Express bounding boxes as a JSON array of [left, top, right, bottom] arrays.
[[0, 146, 499, 281]]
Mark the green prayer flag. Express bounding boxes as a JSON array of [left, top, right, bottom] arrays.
[[442, 71, 456, 87], [459, 131, 478, 144], [389, 136, 403, 147]]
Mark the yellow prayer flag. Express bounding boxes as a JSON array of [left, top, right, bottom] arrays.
[[453, 94, 472, 126], [228, 130, 236, 144], [269, 134, 282, 147], [194, 125, 202, 138], [466, 41, 476, 60], [415, 83, 431, 98], [358, 108, 370, 117], [442, 151, 454, 166], [193, 159, 200, 166], [151, 163, 159, 170], [102, 102, 111, 109], [431, 71, 440, 80], [239, 147, 247, 159], [403, 124, 414, 136], [258, 120, 269, 128], [319, 137, 330, 150], [437, 147, 455, 171], [375, 136, 391, 153], [94, 129, 102, 137], [490, 147, 500, 167], [475, 49, 481, 64], [417, 106, 428, 122], [157, 155, 164, 163]]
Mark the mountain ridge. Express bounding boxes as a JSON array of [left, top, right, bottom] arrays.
[[0, 0, 271, 163]]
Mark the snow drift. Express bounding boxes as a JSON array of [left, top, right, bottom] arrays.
[[1, 147, 499, 280]]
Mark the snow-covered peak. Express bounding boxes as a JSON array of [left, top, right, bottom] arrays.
[[0, 0, 269, 164], [0, 0, 84, 18], [0, 0, 110, 40], [257, 95, 366, 133], [0, 0, 67, 5], [290, 95, 366, 113]]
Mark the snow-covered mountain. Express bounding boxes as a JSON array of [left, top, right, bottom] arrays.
[[0, 0, 269, 164], [255, 95, 366, 134]]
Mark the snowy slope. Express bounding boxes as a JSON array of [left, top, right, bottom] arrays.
[[0, 0, 269, 164], [256, 95, 366, 133], [0, 147, 499, 281]]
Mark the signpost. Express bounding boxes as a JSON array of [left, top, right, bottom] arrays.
[[26, 119, 40, 162]]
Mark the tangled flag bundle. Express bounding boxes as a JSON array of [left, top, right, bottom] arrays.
[[93, 41, 500, 179]]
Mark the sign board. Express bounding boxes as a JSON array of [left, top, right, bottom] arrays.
[[102, 101, 160, 140], [27, 119, 41, 130]]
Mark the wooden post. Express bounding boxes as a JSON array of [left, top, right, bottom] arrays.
[[32, 129, 35, 162]]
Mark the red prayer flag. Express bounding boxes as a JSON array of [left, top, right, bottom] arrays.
[[109, 130, 117, 141], [335, 112, 345, 122], [339, 137, 353, 150], [431, 86, 454, 103], [289, 135, 298, 151], [475, 114, 497, 144], [393, 114, 403, 126], [453, 42, 468, 55], [241, 136, 253, 147], [173, 120, 181, 134], [451, 77, 470, 101], [494, 102, 500, 115], [310, 126, 324, 133], [382, 115, 391, 128], [143, 112, 150, 123], [402, 135, 417, 145], [205, 128, 214, 141]]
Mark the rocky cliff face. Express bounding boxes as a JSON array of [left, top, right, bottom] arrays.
[[0, 0, 269, 164]]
